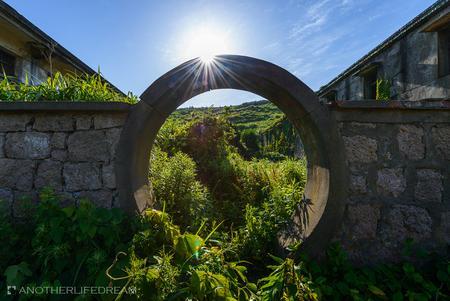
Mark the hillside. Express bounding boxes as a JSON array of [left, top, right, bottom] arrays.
[[172, 100, 283, 131], [169, 100, 303, 159]]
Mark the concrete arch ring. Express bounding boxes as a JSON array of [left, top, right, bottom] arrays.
[[115, 55, 348, 256]]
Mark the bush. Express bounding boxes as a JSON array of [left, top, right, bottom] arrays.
[[0, 188, 134, 298], [1, 190, 448, 300], [149, 147, 211, 230], [0, 71, 137, 103], [258, 245, 449, 301]]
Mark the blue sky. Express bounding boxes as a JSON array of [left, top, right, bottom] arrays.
[[5, 0, 436, 107]]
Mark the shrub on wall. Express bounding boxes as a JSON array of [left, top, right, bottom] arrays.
[[0, 71, 137, 103]]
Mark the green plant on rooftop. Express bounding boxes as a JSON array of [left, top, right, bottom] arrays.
[[0, 71, 138, 103]]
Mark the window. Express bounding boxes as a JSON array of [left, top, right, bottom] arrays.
[[438, 25, 450, 77], [323, 90, 337, 102], [0, 48, 16, 77], [362, 66, 377, 100]]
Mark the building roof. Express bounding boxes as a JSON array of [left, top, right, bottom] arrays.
[[0, 1, 125, 95], [317, 0, 450, 96]]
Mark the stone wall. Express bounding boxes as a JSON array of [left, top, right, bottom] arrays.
[[0, 103, 129, 216], [331, 101, 450, 263], [0, 101, 448, 263]]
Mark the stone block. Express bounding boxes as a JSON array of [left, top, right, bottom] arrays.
[[415, 169, 442, 203], [347, 204, 380, 240], [0, 159, 35, 191], [432, 126, 450, 160], [35, 160, 63, 191], [0, 114, 31, 131], [63, 163, 101, 191], [343, 135, 377, 163], [56, 192, 76, 207], [94, 113, 127, 129], [5, 132, 51, 159], [377, 168, 406, 197], [349, 175, 367, 194], [382, 205, 432, 243], [51, 149, 68, 161], [77, 190, 113, 208], [105, 128, 122, 159], [34, 114, 74, 131], [67, 131, 110, 162], [50, 133, 67, 149], [102, 164, 116, 189], [397, 125, 424, 160], [76, 115, 93, 130]]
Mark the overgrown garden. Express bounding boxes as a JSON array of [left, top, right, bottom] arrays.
[[0, 75, 448, 300]]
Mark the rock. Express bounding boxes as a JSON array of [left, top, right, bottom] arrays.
[[50, 133, 67, 149], [397, 125, 424, 160], [76, 115, 93, 130], [5, 132, 51, 159], [347, 204, 380, 240], [0, 159, 35, 191], [376, 168, 406, 197], [381, 205, 432, 244], [67, 131, 110, 162], [63, 163, 102, 191], [35, 160, 63, 191], [102, 164, 116, 189], [77, 190, 113, 208], [34, 114, 74, 131], [343, 135, 377, 163], [350, 175, 367, 194], [0, 114, 31, 131], [415, 169, 442, 202], [51, 149, 68, 161], [94, 113, 127, 129], [432, 126, 450, 160]]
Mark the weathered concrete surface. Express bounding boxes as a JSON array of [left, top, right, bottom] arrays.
[[318, 2, 450, 102]]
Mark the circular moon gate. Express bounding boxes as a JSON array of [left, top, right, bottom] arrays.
[[115, 55, 347, 255]]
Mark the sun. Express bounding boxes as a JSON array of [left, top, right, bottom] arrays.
[[180, 25, 234, 63]]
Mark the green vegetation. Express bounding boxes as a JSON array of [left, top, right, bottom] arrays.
[[172, 100, 284, 132], [167, 101, 302, 160], [376, 78, 390, 101], [0, 77, 447, 299], [0, 72, 137, 103], [1, 190, 448, 300]]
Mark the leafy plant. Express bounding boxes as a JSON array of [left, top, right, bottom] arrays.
[[0, 188, 134, 298], [149, 147, 211, 230], [0, 71, 137, 103], [376, 78, 390, 101]]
